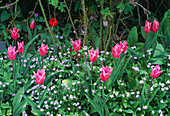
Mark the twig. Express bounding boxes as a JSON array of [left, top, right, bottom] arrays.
[[64, 0, 78, 39], [0, 0, 19, 9]]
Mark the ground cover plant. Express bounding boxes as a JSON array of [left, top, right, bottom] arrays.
[[0, 0, 169, 116]]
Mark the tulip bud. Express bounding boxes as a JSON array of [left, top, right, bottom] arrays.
[[144, 20, 152, 33], [10, 27, 19, 40], [152, 19, 159, 32], [17, 41, 24, 53], [30, 19, 35, 29]]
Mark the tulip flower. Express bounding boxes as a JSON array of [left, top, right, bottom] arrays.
[[152, 19, 159, 32], [39, 43, 48, 56], [17, 41, 24, 53], [7, 45, 18, 60], [120, 40, 127, 53], [112, 44, 122, 58], [144, 21, 152, 33], [30, 19, 35, 29], [100, 65, 113, 82], [71, 39, 81, 51], [88, 48, 99, 62], [49, 18, 57, 27], [33, 68, 46, 85], [10, 27, 19, 40], [151, 65, 163, 78]]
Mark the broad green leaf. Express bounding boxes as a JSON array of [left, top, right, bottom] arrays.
[[127, 26, 138, 46], [1, 11, 10, 22], [124, 109, 133, 113], [85, 95, 102, 116], [13, 87, 24, 107], [13, 100, 26, 115], [23, 95, 38, 110]]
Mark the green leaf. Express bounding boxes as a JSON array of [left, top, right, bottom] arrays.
[[23, 95, 38, 110], [146, 88, 158, 105], [85, 95, 102, 116], [124, 109, 133, 113], [74, 1, 81, 12], [13, 88, 24, 107], [31, 109, 45, 116], [39, 80, 52, 107], [13, 100, 26, 115], [127, 26, 138, 46], [1, 11, 10, 22]]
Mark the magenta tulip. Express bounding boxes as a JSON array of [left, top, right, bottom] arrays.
[[144, 20, 152, 33], [17, 41, 24, 53], [88, 48, 99, 62], [30, 19, 35, 29], [71, 39, 81, 51], [39, 43, 48, 56], [33, 68, 46, 85], [120, 40, 127, 53], [7, 45, 18, 60], [112, 44, 122, 58], [151, 65, 163, 78], [100, 65, 113, 82], [152, 19, 159, 32], [10, 27, 19, 40]]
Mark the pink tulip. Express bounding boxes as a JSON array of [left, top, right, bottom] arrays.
[[17, 41, 24, 53], [30, 19, 35, 29], [88, 48, 99, 62], [10, 27, 19, 40], [112, 44, 122, 58], [120, 40, 127, 53], [39, 43, 48, 56], [100, 65, 113, 82], [71, 39, 81, 51], [151, 65, 163, 78], [33, 68, 46, 85], [144, 21, 152, 33], [152, 19, 159, 32], [7, 45, 18, 60]]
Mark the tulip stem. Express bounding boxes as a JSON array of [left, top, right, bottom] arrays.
[[12, 60, 15, 91], [38, 84, 40, 103], [144, 34, 148, 53], [42, 56, 44, 69], [102, 82, 105, 116], [147, 78, 153, 98], [91, 62, 93, 74]]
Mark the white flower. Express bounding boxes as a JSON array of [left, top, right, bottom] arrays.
[[143, 106, 148, 109]]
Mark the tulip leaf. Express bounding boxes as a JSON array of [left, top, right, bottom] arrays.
[[85, 95, 102, 116], [13, 87, 24, 107], [23, 51, 39, 77], [146, 87, 159, 105], [127, 26, 138, 46], [13, 100, 26, 115], [27, 21, 32, 39], [23, 34, 40, 56], [23, 95, 38, 110], [39, 80, 52, 107], [31, 109, 45, 116]]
